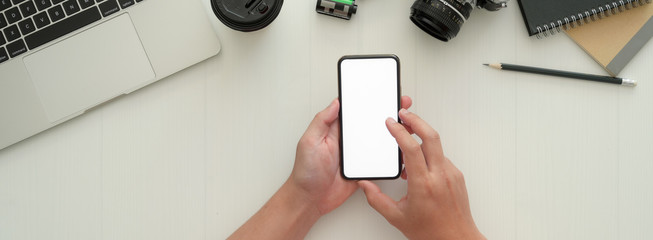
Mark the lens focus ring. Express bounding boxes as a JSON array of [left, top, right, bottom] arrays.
[[409, 0, 472, 41]]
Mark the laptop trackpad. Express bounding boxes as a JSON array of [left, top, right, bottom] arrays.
[[24, 14, 155, 122]]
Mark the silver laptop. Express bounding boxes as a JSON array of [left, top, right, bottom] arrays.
[[0, 0, 221, 150]]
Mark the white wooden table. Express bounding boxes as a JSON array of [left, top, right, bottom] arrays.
[[2, 0, 652, 239]]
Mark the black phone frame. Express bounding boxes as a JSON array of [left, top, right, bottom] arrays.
[[337, 54, 402, 180]]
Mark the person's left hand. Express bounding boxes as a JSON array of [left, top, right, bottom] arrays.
[[287, 96, 413, 216]]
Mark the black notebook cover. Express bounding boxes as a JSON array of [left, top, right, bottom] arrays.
[[517, 0, 648, 36]]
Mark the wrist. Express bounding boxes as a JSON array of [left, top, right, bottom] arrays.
[[447, 226, 485, 240], [276, 179, 322, 223], [227, 180, 322, 240], [408, 225, 485, 240], [466, 230, 487, 240]]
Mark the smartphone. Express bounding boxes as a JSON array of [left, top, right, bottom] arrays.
[[338, 55, 401, 180]]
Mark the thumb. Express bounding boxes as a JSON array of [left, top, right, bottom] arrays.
[[303, 99, 339, 140], [358, 181, 402, 222]]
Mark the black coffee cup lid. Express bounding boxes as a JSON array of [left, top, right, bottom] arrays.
[[211, 0, 283, 32]]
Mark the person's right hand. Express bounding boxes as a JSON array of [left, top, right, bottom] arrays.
[[358, 109, 485, 240]]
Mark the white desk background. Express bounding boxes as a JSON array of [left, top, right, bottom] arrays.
[[1, 0, 652, 239]]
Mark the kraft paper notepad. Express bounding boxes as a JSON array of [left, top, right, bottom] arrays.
[[565, 3, 653, 76]]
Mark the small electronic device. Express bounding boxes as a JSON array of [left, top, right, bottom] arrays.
[[338, 55, 401, 180]]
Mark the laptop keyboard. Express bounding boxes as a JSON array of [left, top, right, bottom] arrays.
[[0, 0, 143, 64]]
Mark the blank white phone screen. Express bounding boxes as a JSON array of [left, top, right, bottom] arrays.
[[340, 57, 400, 179]]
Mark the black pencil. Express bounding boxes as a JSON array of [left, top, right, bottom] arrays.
[[483, 63, 637, 87]]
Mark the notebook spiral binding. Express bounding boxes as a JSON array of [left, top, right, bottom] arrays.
[[535, 0, 652, 38]]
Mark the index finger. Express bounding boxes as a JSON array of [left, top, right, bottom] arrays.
[[398, 109, 445, 169], [386, 118, 428, 179]]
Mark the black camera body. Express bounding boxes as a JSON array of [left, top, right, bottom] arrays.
[[410, 0, 508, 42]]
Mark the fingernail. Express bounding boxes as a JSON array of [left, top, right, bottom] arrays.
[[399, 109, 409, 121], [386, 117, 397, 124], [328, 99, 338, 109]]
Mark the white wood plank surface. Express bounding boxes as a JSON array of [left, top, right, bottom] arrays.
[[1, 0, 652, 239]]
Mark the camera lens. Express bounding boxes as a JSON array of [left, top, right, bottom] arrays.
[[211, 0, 283, 32], [409, 0, 473, 41]]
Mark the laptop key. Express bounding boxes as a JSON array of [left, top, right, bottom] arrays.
[[6, 7, 22, 24], [98, 0, 118, 17], [0, 12, 8, 28], [0, 31, 5, 45], [6, 39, 27, 57], [78, 0, 93, 9], [117, 0, 132, 9], [33, 11, 50, 28], [3, 24, 20, 42], [34, 0, 51, 11], [0, 0, 11, 11], [0, 47, 8, 63], [63, 0, 79, 15], [25, 6, 101, 49], [47, 4, 64, 22], [18, 18, 36, 35], [19, 0, 37, 17]]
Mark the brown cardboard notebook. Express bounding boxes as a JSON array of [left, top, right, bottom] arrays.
[[565, 3, 653, 76]]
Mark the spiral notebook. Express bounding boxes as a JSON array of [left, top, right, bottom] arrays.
[[517, 0, 652, 37], [565, 3, 652, 76]]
